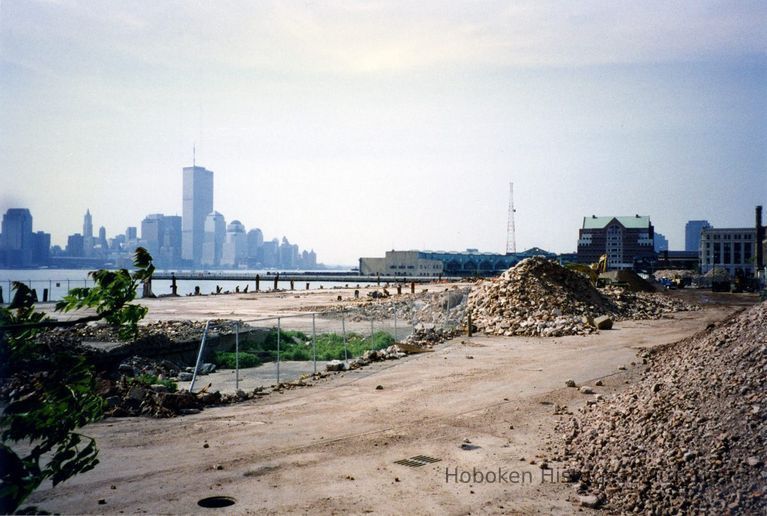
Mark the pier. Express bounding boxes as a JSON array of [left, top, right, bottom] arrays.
[[152, 271, 460, 284]]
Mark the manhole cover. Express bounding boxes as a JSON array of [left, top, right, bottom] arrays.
[[198, 496, 236, 508], [394, 455, 441, 468]]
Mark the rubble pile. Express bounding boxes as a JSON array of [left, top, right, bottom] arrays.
[[653, 269, 697, 281], [467, 257, 699, 337], [556, 302, 767, 513], [402, 326, 457, 348], [319, 288, 470, 329], [327, 345, 407, 372], [101, 377, 268, 418], [601, 286, 700, 319], [467, 257, 613, 337], [43, 319, 244, 344]]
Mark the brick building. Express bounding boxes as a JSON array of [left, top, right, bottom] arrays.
[[577, 215, 655, 270]]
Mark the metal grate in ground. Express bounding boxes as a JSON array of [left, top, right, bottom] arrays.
[[394, 455, 441, 468]]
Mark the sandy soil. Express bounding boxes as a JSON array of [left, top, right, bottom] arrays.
[[25, 290, 748, 515]]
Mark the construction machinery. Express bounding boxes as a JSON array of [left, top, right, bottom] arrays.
[[565, 254, 608, 286]]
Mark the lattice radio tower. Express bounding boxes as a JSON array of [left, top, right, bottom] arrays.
[[505, 182, 517, 254]]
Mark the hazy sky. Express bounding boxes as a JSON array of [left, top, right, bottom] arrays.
[[1, 1, 765, 265]]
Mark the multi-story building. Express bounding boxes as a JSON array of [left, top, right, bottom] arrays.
[[141, 214, 165, 258], [0, 208, 35, 266], [66, 233, 84, 257], [201, 211, 225, 267], [654, 232, 668, 252], [259, 239, 279, 268], [699, 227, 757, 275], [685, 220, 712, 253], [182, 165, 214, 266], [577, 215, 655, 270], [359, 248, 556, 277], [159, 216, 182, 267], [221, 220, 247, 267], [83, 209, 94, 256]]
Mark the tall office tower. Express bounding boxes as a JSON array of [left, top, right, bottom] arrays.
[[98, 226, 108, 250], [685, 220, 711, 252], [201, 211, 226, 267], [160, 215, 182, 267], [0, 208, 34, 266], [83, 209, 94, 256], [182, 165, 214, 265], [141, 214, 165, 258]]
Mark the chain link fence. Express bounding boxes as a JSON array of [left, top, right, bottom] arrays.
[[186, 287, 471, 393]]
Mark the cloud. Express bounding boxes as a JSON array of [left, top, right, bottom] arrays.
[[4, 1, 765, 82]]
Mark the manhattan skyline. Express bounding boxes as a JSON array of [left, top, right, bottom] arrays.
[[1, 1, 765, 264]]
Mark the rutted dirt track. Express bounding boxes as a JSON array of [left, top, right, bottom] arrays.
[[27, 300, 739, 514]]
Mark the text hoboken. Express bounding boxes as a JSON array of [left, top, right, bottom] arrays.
[[445, 467, 568, 484]]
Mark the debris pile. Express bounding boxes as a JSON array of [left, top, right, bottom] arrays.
[[653, 269, 697, 281], [50, 319, 243, 344], [556, 302, 767, 513], [467, 257, 699, 337], [326, 345, 407, 372], [401, 326, 457, 348], [601, 286, 699, 319], [315, 288, 470, 329], [467, 257, 613, 337]]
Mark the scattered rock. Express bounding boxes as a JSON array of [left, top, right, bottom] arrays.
[[555, 302, 767, 514]]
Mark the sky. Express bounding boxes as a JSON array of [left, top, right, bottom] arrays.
[[1, 0, 765, 265]]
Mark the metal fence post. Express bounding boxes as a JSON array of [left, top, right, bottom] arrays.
[[393, 302, 398, 341], [312, 313, 317, 374], [189, 320, 211, 392], [277, 317, 281, 384], [235, 321, 240, 391], [342, 309, 348, 363], [444, 293, 449, 330]]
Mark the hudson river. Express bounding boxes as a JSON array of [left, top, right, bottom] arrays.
[[0, 269, 355, 302]]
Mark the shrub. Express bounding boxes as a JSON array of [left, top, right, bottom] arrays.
[[213, 351, 262, 369]]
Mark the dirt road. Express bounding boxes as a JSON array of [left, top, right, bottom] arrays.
[[26, 301, 738, 515]]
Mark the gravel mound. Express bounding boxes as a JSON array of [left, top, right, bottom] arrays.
[[467, 257, 698, 337], [557, 302, 767, 513]]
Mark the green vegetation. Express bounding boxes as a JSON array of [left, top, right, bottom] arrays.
[[131, 374, 177, 393], [211, 329, 395, 368], [213, 351, 262, 369], [0, 248, 154, 513]]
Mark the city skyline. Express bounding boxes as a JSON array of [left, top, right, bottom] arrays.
[[1, 2, 765, 263]]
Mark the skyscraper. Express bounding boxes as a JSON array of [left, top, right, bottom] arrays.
[[0, 208, 34, 266], [182, 165, 214, 265], [83, 209, 94, 256], [685, 220, 712, 252], [201, 211, 226, 267]]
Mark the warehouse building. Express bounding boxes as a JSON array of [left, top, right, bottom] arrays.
[[699, 228, 757, 275], [359, 248, 556, 277]]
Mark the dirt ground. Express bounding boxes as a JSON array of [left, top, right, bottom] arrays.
[[25, 289, 756, 515]]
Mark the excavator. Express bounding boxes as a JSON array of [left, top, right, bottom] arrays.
[[565, 254, 608, 286]]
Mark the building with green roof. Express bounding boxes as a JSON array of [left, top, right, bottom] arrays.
[[577, 214, 655, 270]]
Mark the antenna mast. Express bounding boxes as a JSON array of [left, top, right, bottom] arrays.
[[506, 182, 517, 254], [193, 143, 196, 167]]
